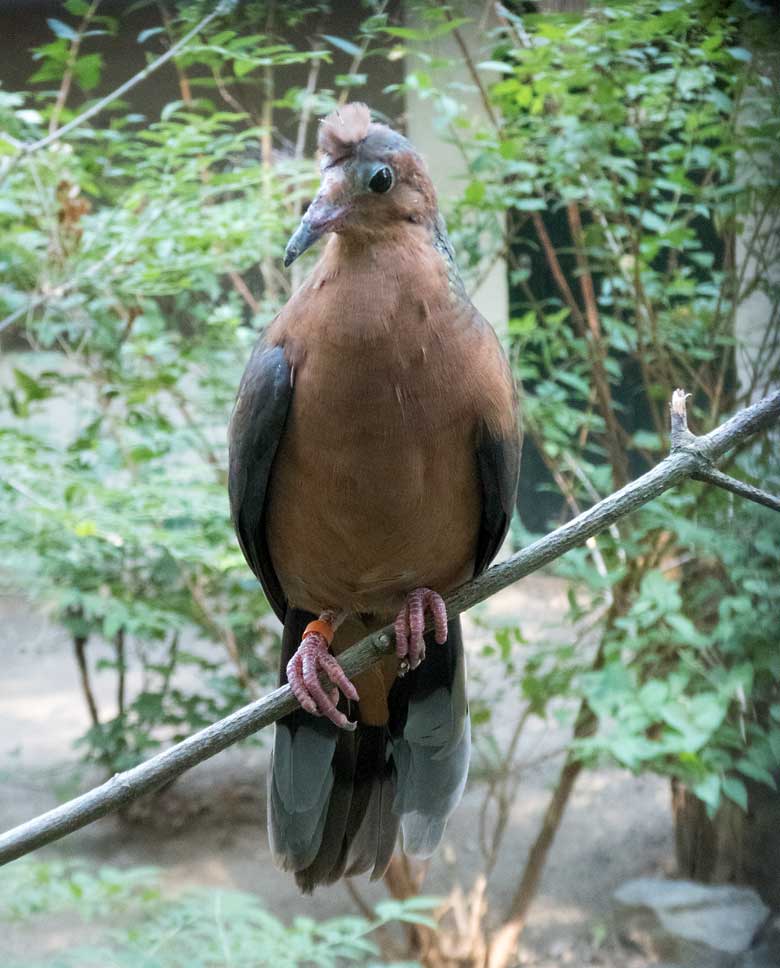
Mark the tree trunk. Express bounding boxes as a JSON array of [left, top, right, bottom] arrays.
[[672, 777, 780, 910]]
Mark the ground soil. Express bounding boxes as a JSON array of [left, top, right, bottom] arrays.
[[0, 575, 674, 966]]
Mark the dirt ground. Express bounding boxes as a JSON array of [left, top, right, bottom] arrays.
[[0, 575, 674, 966]]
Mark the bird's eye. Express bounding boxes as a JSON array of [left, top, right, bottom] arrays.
[[368, 166, 394, 194]]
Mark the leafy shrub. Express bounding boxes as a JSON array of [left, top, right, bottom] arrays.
[[445, 0, 780, 814], [0, 1, 393, 769], [1, 858, 435, 967]]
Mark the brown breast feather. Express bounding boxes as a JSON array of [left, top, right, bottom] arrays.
[[265, 227, 516, 722]]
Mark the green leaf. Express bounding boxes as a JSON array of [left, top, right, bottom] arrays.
[[693, 773, 721, 816], [640, 210, 667, 234], [75, 53, 103, 91], [322, 34, 363, 57], [722, 776, 748, 812], [464, 180, 486, 204], [736, 758, 777, 790], [138, 27, 164, 44], [478, 60, 514, 74], [13, 368, 50, 402], [47, 18, 78, 41], [727, 47, 752, 62], [769, 729, 780, 764], [233, 57, 256, 78]]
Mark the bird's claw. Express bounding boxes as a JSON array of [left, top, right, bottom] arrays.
[[394, 587, 448, 671], [287, 630, 359, 730]]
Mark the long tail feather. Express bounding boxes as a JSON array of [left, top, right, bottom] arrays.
[[389, 616, 471, 858], [268, 610, 470, 888], [268, 609, 399, 892]]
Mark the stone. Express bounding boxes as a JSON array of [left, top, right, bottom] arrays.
[[737, 914, 780, 968], [613, 877, 770, 968]]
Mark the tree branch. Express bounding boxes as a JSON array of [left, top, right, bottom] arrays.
[[0, 388, 778, 866], [669, 388, 780, 510]]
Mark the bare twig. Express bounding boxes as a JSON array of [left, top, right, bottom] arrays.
[[335, 0, 388, 108], [443, 11, 499, 129], [485, 575, 631, 968], [73, 634, 100, 729], [227, 270, 260, 314], [294, 54, 322, 160], [157, 0, 193, 106], [564, 202, 629, 487], [186, 576, 255, 696], [0, 388, 778, 866], [692, 466, 780, 512], [670, 389, 780, 511]]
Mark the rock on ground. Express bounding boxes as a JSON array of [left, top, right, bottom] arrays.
[[613, 877, 772, 968]]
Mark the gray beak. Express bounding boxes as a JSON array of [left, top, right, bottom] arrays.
[[284, 217, 324, 268], [283, 191, 348, 268]]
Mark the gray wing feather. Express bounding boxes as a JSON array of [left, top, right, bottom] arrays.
[[474, 420, 521, 576], [228, 341, 292, 622]]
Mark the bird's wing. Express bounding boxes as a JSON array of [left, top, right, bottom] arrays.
[[433, 220, 521, 578], [228, 341, 292, 622], [474, 418, 521, 576]]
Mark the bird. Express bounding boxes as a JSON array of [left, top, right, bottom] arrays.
[[228, 103, 521, 892]]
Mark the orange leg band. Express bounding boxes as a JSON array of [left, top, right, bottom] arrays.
[[303, 619, 335, 646]]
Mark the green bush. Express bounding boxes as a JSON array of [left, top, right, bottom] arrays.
[[0, 1, 387, 769], [1, 858, 433, 967], [451, 0, 780, 815]]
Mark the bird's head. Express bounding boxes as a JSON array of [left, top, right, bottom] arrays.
[[284, 103, 438, 267]]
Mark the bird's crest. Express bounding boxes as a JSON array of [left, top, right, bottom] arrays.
[[318, 103, 372, 161]]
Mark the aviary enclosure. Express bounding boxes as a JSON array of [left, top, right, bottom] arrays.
[[0, 2, 778, 967]]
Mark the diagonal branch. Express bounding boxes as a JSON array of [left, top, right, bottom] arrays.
[[0, 387, 778, 867]]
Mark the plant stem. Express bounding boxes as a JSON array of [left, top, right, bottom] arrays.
[[115, 628, 126, 719], [485, 581, 631, 968], [73, 634, 100, 729], [48, 0, 102, 136]]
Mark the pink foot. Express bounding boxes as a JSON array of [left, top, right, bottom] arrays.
[[286, 627, 359, 731], [394, 587, 448, 671]]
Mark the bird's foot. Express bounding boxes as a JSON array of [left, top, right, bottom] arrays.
[[394, 587, 448, 673], [286, 618, 359, 731]]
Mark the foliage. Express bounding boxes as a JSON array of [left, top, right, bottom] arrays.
[[0, 1, 778, 965], [388, 2, 780, 958], [0, 1, 397, 770], [440, 0, 780, 819], [1, 858, 434, 967], [576, 467, 780, 814]]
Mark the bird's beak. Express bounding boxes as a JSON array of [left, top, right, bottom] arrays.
[[284, 180, 349, 267], [284, 215, 325, 267]]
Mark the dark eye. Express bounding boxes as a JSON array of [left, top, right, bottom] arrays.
[[368, 166, 394, 194]]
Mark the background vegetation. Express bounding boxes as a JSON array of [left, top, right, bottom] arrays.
[[1, 0, 778, 965]]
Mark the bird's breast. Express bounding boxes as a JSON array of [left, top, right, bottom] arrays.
[[265, 326, 482, 617]]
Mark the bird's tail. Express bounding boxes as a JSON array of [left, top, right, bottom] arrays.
[[267, 609, 470, 891], [388, 615, 471, 857]]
